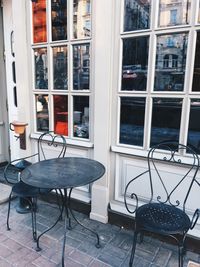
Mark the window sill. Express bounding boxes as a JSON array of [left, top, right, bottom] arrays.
[[111, 145, 196, 166], [30, 133, 94, 148]]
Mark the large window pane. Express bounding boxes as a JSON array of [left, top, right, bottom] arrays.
[[150, 98, 182, 146], [124, 0, 151, 32], [121, 37, 149, 91], [192, 32, 200, 92], [73, 0, 91, 39], [34, 48, 48, 89], [36, 94, 49, 131], [54, 95, 68, 136], [187, 99, 200, 153], [154, 33, 188, 91], [53, 46, 68, 90], [32, 0, 47, 43], [120, 97, 145, 146], [51, 0, 67, 41], [73, 96, 89, 139], [73, 44, 90, 90], [158, 0, 191, 27]]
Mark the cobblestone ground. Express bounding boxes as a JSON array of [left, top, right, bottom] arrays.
[[0, 197, 199, 267]]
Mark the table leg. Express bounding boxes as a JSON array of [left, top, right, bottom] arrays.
[[68, 188, 101, 248], [35, 189, 64, 251]]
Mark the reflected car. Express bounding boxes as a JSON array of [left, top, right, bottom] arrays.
[[122, 65, 142, 79]]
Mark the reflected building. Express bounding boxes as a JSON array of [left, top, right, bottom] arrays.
[[155, 33, 188, 91], [73, 0, 91, 39], [124, 0, 150, 31], [159, 0, 191, 27]]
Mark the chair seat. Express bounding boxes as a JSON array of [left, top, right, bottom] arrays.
[[12, 181, 50, 198], [136, 203, 191, 234]]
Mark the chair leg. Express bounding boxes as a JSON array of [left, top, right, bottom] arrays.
[[6, 192, 12, 231], [31, 197, 37, 241], [178, 245, 184, 267], [178, 235, 187, 267], [55, 189, 62, 220], [129, 230, 138, 267]]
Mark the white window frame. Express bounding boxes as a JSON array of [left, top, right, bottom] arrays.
[[111, 0, 200, 159]]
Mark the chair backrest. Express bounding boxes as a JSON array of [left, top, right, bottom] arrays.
[[146, 141, 199, 211], [37, 131, 66, 161], [3, 132, 66, 184]]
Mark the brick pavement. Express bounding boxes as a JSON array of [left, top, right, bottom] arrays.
[[0, 198, 199, 267]]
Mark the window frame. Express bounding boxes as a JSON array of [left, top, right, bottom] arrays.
[[113, 0, 200, 156], [29, 0, 93, 144]]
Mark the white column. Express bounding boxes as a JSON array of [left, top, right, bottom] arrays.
[[90, 0, 114, 223]]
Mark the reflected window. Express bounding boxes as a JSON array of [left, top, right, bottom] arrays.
[[54, 95, 68, 136], [73, 44, 90, 90], [120, 97, 145, 146], [154, 33, 188, 91], [73, 0, 91, 39], [32, 0, 47, 43], [187, 99, 200, 153], [36, 94, 49, 132], [170, 10, 177, 25], [150, 98, 182, 146], [121, 37, 149, 91], [192, 31, 200, 92], [51, 0, 67, 41], [53, 46, 68, 90], [73, 96, 89, 139], [34, 48, 48, 89], [124, 0, 151, 32], [158, 0, 191, 27]]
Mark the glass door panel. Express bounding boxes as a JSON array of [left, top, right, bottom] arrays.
[[32, 0, 47, 43]]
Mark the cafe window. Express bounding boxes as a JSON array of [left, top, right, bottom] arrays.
[[118, 0, 200, 153], [31, 0, 91, 140]]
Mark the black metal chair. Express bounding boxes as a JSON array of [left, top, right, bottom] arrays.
[[124, 142, 200, 267], [4, 131, 66, 241]]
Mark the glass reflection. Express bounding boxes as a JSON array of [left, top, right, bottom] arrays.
[[192, 32, 200, 91], [53, 46, 68, 90], [73, 44, 90, 90], [187, 99, 200, 153], [154, 33, 188, 91], [34, 48, 48, 89], [73, 0, 91, 39], [158, 0, 191, 27], [124, 0, 150, 31], [32, 0, 47, 43], [150, 98, 182, 146], [120, 97, 145, 146], [73, 96, 89, 139], [199, 2, 200, 23], [36, 94, 49, 131], [121, 37, 149, 91], [54, 95, 68, 136], [51, 0, 67, 41]]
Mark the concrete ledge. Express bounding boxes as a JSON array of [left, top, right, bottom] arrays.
[[0, 183, 11, 204], [188, 261, 200, 267]]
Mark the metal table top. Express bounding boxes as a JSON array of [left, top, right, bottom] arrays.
[[21, 157, 105, 189]]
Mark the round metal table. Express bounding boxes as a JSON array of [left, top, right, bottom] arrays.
[[21, 157, 105, 267]]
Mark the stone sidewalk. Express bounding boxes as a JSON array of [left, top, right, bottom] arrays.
[[0, 163, 199, 267], [0, 197, 199, 267]]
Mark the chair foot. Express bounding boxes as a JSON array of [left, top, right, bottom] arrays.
[[36, 246, 42, 252], [95, 243, 101, 249]]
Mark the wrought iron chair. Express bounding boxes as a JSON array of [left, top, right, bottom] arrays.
[[124, 142, 200, 267], [3, 131, 66, 241]]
